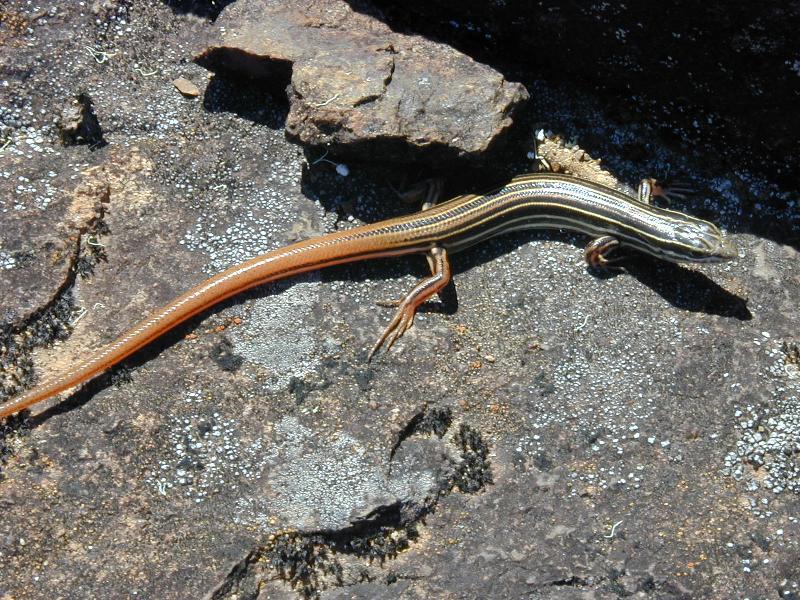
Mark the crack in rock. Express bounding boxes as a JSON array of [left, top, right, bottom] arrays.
[[206, 405, 493, 599]]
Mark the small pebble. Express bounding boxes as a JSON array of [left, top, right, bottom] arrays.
[[173, 77, 200, 98]]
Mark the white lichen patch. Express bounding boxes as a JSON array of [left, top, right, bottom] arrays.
[[178, 147, 309, 274], [165, 126, 337, 391], [0, 249, 16, 270], [723, 342, 800, 504], [234, 416, 436, 531], [227, 277, 322, 390], [464, 236, 684, 441]]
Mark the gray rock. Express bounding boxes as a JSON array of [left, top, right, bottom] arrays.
[[195, 0, 529, 164], [0, 1, 798, 599]]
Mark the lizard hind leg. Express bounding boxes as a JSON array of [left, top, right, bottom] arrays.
[[376, 176, 446, 304], [368, 247, 452, 361]]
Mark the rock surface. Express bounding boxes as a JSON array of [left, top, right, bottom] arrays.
[[366, 0, 800, 196], [0, 2, 798, 600], [57, 93, 106, 147], [195, 0, 529, 164]]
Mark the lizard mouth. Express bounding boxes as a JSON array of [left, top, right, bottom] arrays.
[[671, 222, 738, 262], [713, 236, 739, 261]]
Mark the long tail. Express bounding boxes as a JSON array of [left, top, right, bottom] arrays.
[[0, 226, 426, 419]]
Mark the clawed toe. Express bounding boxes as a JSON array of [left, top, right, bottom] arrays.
[[651, 179, 695, 203]]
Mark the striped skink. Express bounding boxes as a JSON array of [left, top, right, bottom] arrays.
[[0, 172, 737, 419]]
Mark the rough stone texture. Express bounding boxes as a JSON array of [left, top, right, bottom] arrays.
[[57, 93, 106, 147], [195, 0, 529, 164], [0, 2, 799, 600]]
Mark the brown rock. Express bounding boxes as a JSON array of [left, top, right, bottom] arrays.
[[195, 0, 528, 164], [57, 93, 105, 147], [173, 76, 201, 98]]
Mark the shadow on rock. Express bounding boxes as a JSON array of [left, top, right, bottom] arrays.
[[447, 231, 750, 322], [202, 74, 289, 129], [620, 257, 751, 320], [161, 0, 236, 20]]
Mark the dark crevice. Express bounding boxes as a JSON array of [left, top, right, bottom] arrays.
[[0, 270, 78, 404], [352, 55, 394, 108], [383, 53, 395, 85], [202, 548, 264, 600], [389, 405, 452, 460], [0, 280, 76, 471], [450, 423, 493, 493], [0, 194, 112, 435], [551, 576, 590, 587], [0, 412, 30, 481], [162, 0, 237, 21], [352, 94, 382, 108], [207, 407, 492, 599]]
